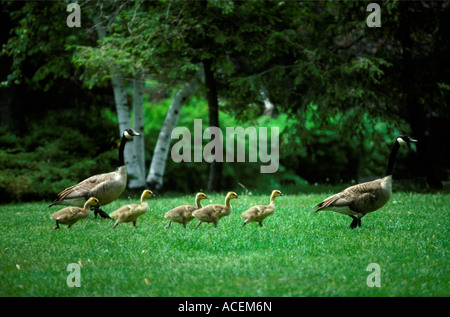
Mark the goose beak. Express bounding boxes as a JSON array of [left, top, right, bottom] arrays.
[[235, 195, 239, 199], [152, 193, 156, 197], [204, 196, 208, 199], [124, 129, 141, 139], [408, 138, 418, 143], [279, 193, 284, 196]]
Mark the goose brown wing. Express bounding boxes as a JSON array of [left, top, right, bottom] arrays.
[[315, 180, 381, 212], [54, 172, 117, 202], [349, 192, 377, 213], [314, 192, 345, 212]]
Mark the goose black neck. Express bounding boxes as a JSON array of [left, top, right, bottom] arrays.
[[118, 135, 128, 167], [385, 140, 400, 176]]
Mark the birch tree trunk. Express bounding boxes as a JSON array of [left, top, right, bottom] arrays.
[[132, 72, 146, 188], [260, 88, 276, 117], [146, 75, 201, 190], [94, 17, 146, 189], [110, 72, 145, 188], [203, 59, 222, 192]]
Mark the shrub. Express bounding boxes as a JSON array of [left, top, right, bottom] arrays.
[[0, 110, 117, 203]]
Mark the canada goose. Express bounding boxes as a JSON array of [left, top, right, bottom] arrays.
[[192, 192, 239, 228], [164, 192, 208, 228], [50, 197, 100, 230], [49, 128, 140, 219], [109, 189, 155, 229], [314, 135, 418, 229], [241, 190, 283, 227]]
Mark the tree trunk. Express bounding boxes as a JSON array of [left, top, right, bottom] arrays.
[[132, 72, 147, 188], [146, 75, 201, 190], [94, 17, 146, 189], [399, 4, 443, 189], [203, 59, 222, 192], [110, 74, 145, 189], [260, 88, 276, 117]]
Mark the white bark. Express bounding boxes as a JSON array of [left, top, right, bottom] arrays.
[[260, 88, 276, 117], [94, 17, 146, 189], [146, 75, 201, 189], [132, 72, 146, 187], [110, 73, 145, 189]]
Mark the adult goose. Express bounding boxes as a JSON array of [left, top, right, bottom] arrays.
[[49, 128, 141, 218], [314, 135, 417, 229]]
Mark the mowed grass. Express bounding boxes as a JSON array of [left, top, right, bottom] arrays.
[[0, 190, 448, 297]]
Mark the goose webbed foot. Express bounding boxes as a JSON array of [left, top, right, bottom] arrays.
[[91, 205, 111, 219], [349, 215, 362, 229]]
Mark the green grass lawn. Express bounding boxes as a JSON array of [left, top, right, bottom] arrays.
[[0, 190, 448, 297]]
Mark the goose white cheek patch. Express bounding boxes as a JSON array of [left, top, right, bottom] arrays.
[[397, 137, 407, 146]]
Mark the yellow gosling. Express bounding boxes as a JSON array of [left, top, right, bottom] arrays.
[[165, 192, 208, 228], [241, 190, 284, 227], [109, 189, 155, 229], [192, 192, 239, 228], [50, 197, 100, 230]]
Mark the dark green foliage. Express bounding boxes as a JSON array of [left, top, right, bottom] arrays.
[[1, 0, 448, 201], [142, 95, 420, 194], [0, 110, 117, 203], [0, 1, 91, 90]]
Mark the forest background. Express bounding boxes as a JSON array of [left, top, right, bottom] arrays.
[[1, 0, 449, 203]]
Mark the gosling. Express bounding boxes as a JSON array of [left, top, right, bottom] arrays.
[[109, 189, 155, 229], [192, 192, 239, 228], [50, 197, 100, 230], [165, 192, 208, 228], [241, 190, 284, 227]]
